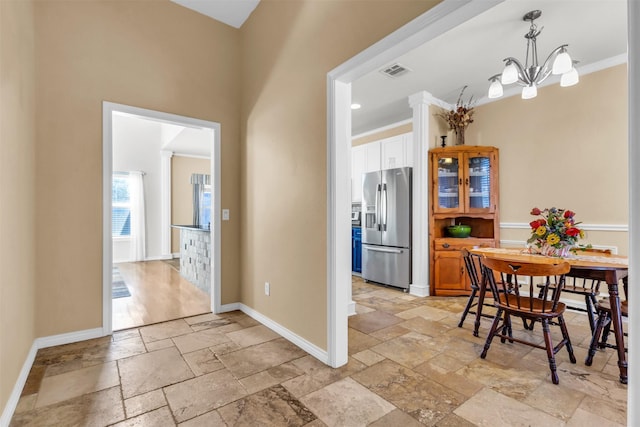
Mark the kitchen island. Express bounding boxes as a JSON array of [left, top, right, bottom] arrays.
[[171, 225, 211, 295]]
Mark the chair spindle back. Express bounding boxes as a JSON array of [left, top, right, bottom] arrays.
[[481, 257, 571, 314]]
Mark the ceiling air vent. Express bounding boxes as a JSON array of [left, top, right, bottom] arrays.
[[379, 63, 411, 78]]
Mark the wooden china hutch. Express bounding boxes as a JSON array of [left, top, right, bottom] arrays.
[[429, 145, 500, 295]]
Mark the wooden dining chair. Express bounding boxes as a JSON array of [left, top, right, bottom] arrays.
[[585, 277, 628, 366], [458, 249, 529, 332], [480, 257, 575, 385], [458, 249, 497, 329], [536, 248, 611, 332]]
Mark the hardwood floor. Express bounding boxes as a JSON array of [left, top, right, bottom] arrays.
[[112, 260, 211, 331]]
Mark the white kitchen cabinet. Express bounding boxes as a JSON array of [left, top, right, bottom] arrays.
[[363, 141, 381, 172], [381, 135, 403, 169], [351, 132, 413, 202], [381, 133, 413, 169]]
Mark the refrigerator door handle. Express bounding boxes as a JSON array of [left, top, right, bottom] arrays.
[[382, 183, 388, 231], [375, 183, 381, 231], [364, 246, 404, 254]]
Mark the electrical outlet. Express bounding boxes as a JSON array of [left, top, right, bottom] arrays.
[[264, 282, 270, 296]]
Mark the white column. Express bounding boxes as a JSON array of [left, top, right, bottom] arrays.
[[408, 91, 435, 297], [160, 150, 173, 259], [327, 77, 351, 368]]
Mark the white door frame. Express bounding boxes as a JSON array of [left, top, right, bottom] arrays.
[[327, 3, 639, 424], [102, 102, 222, 334], [326, 0, 504, 368]]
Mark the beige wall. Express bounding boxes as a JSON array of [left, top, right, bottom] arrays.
[[0, 0, 37, 412], [429, 105, 451, 149], [171, 156, 211, 254], [352, 122, 412, 146], [240, 0, 440, 349], [33, 0, 242, 336], [466, 64, 629, 254]]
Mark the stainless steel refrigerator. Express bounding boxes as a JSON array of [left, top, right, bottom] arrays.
[[361, 167, 412, 290]]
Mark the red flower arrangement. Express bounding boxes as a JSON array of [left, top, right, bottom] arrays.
[[527, 207, 585, 257]]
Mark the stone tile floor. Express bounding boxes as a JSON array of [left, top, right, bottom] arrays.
[[11, 277, 627, 426]]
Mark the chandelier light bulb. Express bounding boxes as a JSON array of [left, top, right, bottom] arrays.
[[552, 49, 573, 75], [501, 62, 518, 85], [560, 68, 579, 87], [522, 84, 537, 100], [488, 79, 503, 99]]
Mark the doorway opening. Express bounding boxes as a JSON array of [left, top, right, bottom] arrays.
[[326, 0, 504, 369], [102, 102, 221, 334]]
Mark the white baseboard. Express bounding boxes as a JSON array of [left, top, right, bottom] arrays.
[[410, 283, 429, 297], [217, 302, 241, 313], [0, 342, 37, 427], [237, 303, 329, 365], [145, 254, 173, 261], [215, 301, 328, 363], [35, 327, 104, 350], [348, 300, 356, 316], [1, 327, 104, 427], [114, 255, 173, 263]]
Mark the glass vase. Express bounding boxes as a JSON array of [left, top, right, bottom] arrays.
[[455, 127, 465, 145]]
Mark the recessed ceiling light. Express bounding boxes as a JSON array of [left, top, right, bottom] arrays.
[[351, 103, 362, 110]]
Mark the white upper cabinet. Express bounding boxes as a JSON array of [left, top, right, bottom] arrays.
[[363, 141, 381, 173], [381, 134, 411, 170], [351, 132, 413, 202]]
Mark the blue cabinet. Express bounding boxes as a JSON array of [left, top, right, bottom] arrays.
[[352, 227, 362, 273]]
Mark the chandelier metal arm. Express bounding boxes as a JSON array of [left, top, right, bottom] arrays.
[[502, 57, 531, 86], [536, 44, 569, 83]]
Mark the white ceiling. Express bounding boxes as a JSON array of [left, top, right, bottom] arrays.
[[170, 0, 260, 28], [351, 0, 628, 136], [161, 125, 213, 158], [115, 112, 212, 157]]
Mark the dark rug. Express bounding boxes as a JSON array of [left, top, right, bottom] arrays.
[[112, 266, 131, 299]]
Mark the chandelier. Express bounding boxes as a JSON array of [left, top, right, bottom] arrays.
[[487, 10, 579, 100]]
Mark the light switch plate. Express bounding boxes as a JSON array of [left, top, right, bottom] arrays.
[[222, 209, 230, 221]]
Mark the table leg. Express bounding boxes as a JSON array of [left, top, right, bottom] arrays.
[[606, 276, 627, 384], [473, 268, 487, 337]]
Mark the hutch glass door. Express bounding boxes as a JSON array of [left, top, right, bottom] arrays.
[[436, 155, 460, 211], [467, 155, 492, 211]]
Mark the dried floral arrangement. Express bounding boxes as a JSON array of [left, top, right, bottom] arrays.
[[437, 86, 475, 144]]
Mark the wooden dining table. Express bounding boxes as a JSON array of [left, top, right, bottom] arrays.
[[469, 247, 629, 384]]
